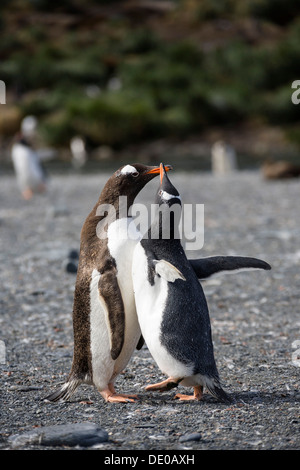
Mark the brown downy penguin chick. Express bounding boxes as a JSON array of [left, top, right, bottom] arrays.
[[45, 163, 171, 403]]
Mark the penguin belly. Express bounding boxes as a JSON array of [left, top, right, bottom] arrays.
[[133, 243, 232, 403], [132, 244, 194, 380], [90, 217, 142, 391], [89, 269, 115, 390]]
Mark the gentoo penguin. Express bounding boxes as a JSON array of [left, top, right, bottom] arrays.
[[70, 136, 87, 170], [45, 163, 171, 403], [11, 133, 47, 200], [211, 140, 237, 174], [132, 163, 232, 403]]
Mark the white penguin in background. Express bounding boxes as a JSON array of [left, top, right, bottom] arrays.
[[11, 116, 47, 200], [70, 136, 88, 170], [211, 140, 237, 174]]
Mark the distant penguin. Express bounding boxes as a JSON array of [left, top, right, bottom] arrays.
[[211, 140, 237, 174], [132, 163, 232, 403], [70, 136, 88, 170], [45, 163, 171, 403], [11, 116, 47, 200], [11, 132, 47, 200]]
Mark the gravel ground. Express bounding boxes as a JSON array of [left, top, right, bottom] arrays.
[[0, 168, 299, 452]]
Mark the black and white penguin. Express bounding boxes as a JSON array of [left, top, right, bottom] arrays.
[[11, 133, 47, 200], [45, 163, 171, 403], [132, 163, 233, 403]]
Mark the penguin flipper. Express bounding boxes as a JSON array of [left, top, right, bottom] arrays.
[[98, 271, 125, 361], [189, 256, 271, 280], [153, 259, 186, 283]]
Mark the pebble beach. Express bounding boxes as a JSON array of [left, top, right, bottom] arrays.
[[0, 168, 299, 451]]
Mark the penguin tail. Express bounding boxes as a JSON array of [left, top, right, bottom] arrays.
[[44, 378, 81, 403], [205, 377, 233, 404]]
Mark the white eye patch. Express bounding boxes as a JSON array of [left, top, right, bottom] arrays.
[[120, 165, 138, 175], [160, 190, 181, 201]]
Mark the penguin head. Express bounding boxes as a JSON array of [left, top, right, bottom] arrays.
[[147, 163, 181, 240], [156, 163, 181, 208], [113, 163, 172, 200]]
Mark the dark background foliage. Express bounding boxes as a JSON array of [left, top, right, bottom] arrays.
[[0, 0, 299, 165]]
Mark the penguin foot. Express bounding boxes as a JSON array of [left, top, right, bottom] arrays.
[[174, 386, 203, 401], [145, 377, 182, 392], [99, 385, 138, 403], [174, 394, 201, 401], [22, 188, 34, 200], [106, 394, 136, 403]]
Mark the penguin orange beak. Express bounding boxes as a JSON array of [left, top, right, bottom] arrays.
[[160, 163, 165, 184], [160, 162, 172, 183], [145, 164, 172, 177]]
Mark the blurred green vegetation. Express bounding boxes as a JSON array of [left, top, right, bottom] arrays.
[[0, 0, 299, 151]]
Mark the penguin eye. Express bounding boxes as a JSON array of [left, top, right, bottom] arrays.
[[158, 190, 163, 196], [132, 171, 139, 178]]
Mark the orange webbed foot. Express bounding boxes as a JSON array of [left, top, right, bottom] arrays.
[[145, 376, 182, 392], [174, 385, 203, 401]]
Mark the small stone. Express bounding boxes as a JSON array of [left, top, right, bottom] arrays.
[[64, 261, 78, 273], [8, 423, 109, 448], [9, 385, 43, 392], [179, 432, 202, 443]]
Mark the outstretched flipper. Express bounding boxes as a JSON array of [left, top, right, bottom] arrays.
[[189, 256, 271, 280]]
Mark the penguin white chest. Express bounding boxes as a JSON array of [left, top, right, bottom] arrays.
[[132, 244, 192, 379], [90, 218, 142, 390], [132, 245, 167, 352], [107, 218, 142, 373], [107, 217, 141, 312], [107, 217, 141, 283]]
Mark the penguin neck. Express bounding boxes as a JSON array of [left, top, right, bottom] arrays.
[[81, 190, 135, 255], [98, 190, 135, 220], [146, 203, 182, 241]]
